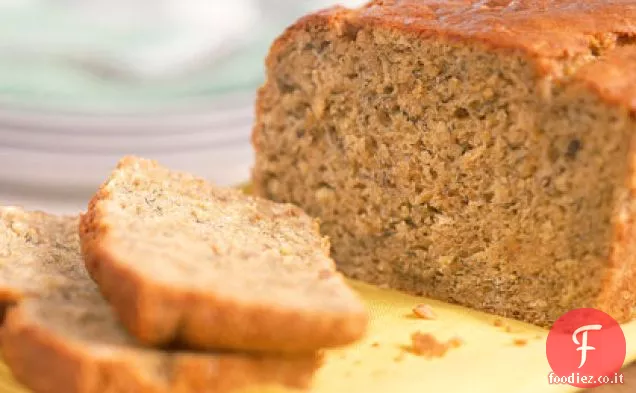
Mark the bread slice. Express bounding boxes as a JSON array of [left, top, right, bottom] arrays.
[[252, 1, 636, 327], [79, 157, 367, 352], [0, 206, 319, 393], [0, 207, 86, 304]]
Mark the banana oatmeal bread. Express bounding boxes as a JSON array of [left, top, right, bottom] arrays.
[[252, 0, 636, 326], [80, 157, 367, 352], [0, 207, 319, 393]]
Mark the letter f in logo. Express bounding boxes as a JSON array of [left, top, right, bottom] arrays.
[[573, 324, 603, 368]]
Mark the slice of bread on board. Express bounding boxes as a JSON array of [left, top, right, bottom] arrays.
[[80, 156, 367, 352], [0, 207, 319, 393]]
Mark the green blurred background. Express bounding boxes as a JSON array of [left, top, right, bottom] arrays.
[[0, 0, 364, 113], [0, 0, 365, 213]]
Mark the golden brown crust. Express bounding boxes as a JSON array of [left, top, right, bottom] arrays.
[[355, 1, 636, 59], [1, 303, 319, 393], [0, 288, 22, 304], [598, 136, 636, 322], [259, 0, 636, 112], [80, 157, 368, 353], [574, 46, 636, 113], [2, 306, 92, 393]]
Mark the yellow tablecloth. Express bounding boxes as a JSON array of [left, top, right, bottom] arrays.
[[309, 281, 636, 393], [3, 280, 635, 393]]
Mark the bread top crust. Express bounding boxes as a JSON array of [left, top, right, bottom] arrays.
[[574, 46, 636, 112], [359, 1, 636, 58], [266, 0, 636, 112]]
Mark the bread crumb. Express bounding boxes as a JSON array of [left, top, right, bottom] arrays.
[[316, 350, 326, 366], [371, 342, 380, 348], [394, 352, 406, 362], [408, 332, 463, 358], [492, 318, 516, 332], [513, 338, 528, 346], [447, 336, 464, 348], [209, 244, 220, 255], [412, 304, 437, 320]]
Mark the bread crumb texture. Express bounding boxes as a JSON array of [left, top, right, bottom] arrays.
[[0, 207, 86, 302], [0, 207, 319, 393], [80, 156, 368, 352], [252, 0, 636, 327]]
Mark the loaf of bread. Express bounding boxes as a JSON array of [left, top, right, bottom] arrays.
[[80, 157, 367, 352], [0, 207, 319, 393], [252, 0, 636, 326]]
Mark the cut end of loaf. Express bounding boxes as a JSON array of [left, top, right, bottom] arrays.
[[252, 5, 636, 327]]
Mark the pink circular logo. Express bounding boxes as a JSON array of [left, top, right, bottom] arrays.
[[546, 308, 626, 388]]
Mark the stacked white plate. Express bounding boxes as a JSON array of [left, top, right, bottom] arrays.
[[0, 92, 255, 214]]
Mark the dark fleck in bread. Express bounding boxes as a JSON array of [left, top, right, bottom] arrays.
[[252, 0, 636, 327], [80, 156, 367, 352], [0, 207, 319, 393]]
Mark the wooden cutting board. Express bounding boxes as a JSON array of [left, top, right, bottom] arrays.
[[1, 281, 634, 393]]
